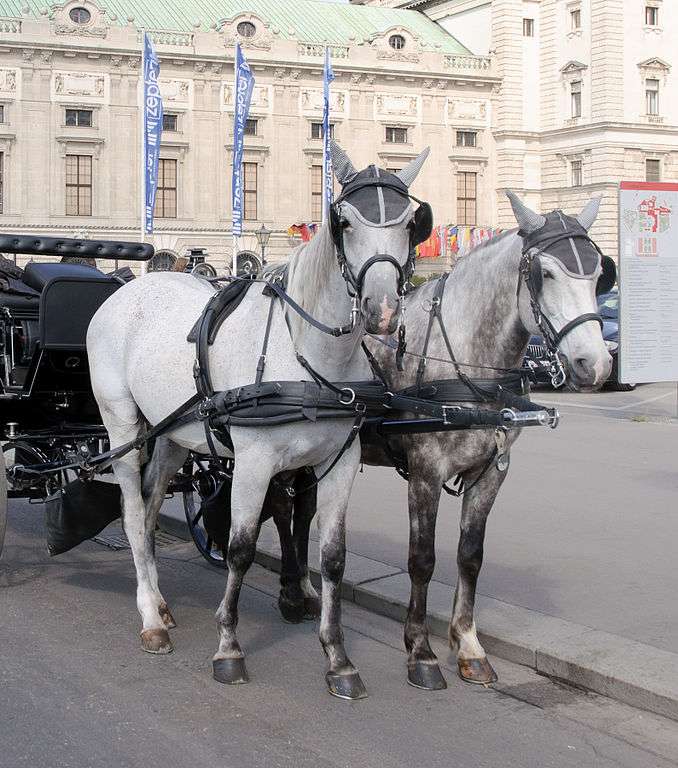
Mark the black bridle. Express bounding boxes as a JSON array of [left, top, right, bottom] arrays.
[[518, 229, 605, 387], [330, 178, 432, 301]]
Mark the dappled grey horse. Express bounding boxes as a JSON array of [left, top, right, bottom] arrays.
[[87, 142, 431, 699], [277, 191, 613, 690]]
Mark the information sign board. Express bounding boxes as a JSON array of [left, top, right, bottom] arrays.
[[618, 181, 678, 384]]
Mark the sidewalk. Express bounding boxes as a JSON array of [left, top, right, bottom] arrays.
[[160, 405, 678, 719]]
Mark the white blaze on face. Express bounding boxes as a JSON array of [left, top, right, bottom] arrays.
[[378, 294, 395, 333]]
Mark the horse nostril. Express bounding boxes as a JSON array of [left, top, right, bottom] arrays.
[[575, 357, 589, 372]]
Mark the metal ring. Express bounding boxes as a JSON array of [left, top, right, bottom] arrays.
[[339, 387, 356, 405]]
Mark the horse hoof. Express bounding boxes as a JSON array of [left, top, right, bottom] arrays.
[[407, 661, 447, 690], [303, 596, 321, 621], [140, 628, 173, 655], [159, 603, 177, 630], [213, 657, 249, 685], [278, 595, 305, 624], [458, 657, 498, 685], [326, 670, 368, 700]]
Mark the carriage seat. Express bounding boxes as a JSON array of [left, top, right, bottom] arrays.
[[22, 262, 106, 293]]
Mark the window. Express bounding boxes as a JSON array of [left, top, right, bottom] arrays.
[[646, 159, 661, 182], [385, 126, 407, 144], [311, 165, 323, 222], [523, 18, 534, 37], [154, 159, 177, 218], [243, 161, 257, 220], [65, 108, 93, 127], [237, 21, 256, 38], [570, 9, 581, 29], [646, 78, 659, 115], [387, 167, 402, 174], [456, 172, 477, 226], [389, 34, 406, 50], [571, 160, 583, 187], [571, 80, 582, 118], [69, 7, 91, 24], [456, 131, 477, 148], [0, 152, 3, 214], [0, 105, 4, 124], [244, 118, 258, 136], [311, 122, 334, 140], [65, 155, 92, 216], [162, 113, 178, 132], [645, 5, 659, 26]]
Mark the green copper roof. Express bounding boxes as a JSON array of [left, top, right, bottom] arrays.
[[0, 0, 469, 53]]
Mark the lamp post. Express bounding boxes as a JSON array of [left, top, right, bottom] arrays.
[[255, 223, 272, 267]]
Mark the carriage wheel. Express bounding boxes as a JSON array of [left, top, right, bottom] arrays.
[[182, 455, 230, 569], [0, 448, 6, 559]]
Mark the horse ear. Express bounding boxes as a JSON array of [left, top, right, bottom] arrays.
[[395, 147, 430, 188], [506, 190, 546, 233], [577, 196, 602, 231], [329, 141, 358, 185]]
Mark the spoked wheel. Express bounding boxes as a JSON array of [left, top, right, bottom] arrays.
[[182, 454, 232, 569], [0, 448, 6, 559]]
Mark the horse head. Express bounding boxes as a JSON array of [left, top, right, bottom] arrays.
[[329, 141, 432, 335], [507, 190, 614, 391]]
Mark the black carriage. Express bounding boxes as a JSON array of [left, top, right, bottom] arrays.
[[0, 234, 248, 564]]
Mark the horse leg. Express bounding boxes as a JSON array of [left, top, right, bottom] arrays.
[[141, 437, 189, 630], [293, 471, 320, 620], [315, 442, 366, 699], [450, 462, 507, 685], [267, 479, 306, 624], [212, 455, 272, 685], [99, 399, 172, 654], [403, 463, 447, 691]]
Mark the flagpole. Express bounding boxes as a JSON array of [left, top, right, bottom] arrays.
[[140, 34, 147, 275], [232, 48, 238, 277]]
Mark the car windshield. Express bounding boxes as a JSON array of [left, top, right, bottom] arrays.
[[597, 292, 618, 319]]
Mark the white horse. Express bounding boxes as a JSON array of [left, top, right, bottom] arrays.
[[87, 143, 430, 699]]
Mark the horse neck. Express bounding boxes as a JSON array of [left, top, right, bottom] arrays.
[[285, 225, 364, 378], [439, 235, 530, 375]]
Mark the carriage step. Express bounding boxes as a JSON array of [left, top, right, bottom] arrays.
[[92, 525, 184, 551]]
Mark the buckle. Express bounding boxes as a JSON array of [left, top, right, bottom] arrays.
[[441, 404, 460, 426]]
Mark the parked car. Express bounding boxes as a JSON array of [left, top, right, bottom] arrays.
[[523, 289, 636, 391]]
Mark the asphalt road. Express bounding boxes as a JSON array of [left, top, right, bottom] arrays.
[[2, 508, 678, 768]]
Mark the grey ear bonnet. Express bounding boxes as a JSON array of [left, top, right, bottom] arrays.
[[521, 210, 602, 279], [339, 165, 412, 228]]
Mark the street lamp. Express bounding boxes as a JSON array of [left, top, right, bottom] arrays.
[[255, 223, 272, 266]]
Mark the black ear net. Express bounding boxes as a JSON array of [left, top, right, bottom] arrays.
[[596, 255, 617, 296]]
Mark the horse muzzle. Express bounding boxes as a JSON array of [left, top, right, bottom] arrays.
[[362, 294, 401, 335]]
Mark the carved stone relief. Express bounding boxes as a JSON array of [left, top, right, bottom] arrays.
[[374, 92, 421, 122], [53, 70, 107, 101]]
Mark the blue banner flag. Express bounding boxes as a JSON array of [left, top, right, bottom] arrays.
[[142, 32, 163, 235], [231, 43, 255, 237], [322, 47, 335, 221]]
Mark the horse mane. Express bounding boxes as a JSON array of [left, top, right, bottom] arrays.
[[285, 224, 336, 312]]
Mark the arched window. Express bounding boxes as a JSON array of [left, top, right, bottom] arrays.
[[389, 34, 406, 51]]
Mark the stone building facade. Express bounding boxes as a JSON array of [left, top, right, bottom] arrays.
[[0, 0, 500, 269], [362, 0, 678, 255]]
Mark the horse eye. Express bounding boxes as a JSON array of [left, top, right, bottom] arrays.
[[341, 219, 351, 231], [542, 269, 554, 280]]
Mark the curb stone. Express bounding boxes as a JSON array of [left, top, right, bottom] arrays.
[[159, 511, 678, 722]]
